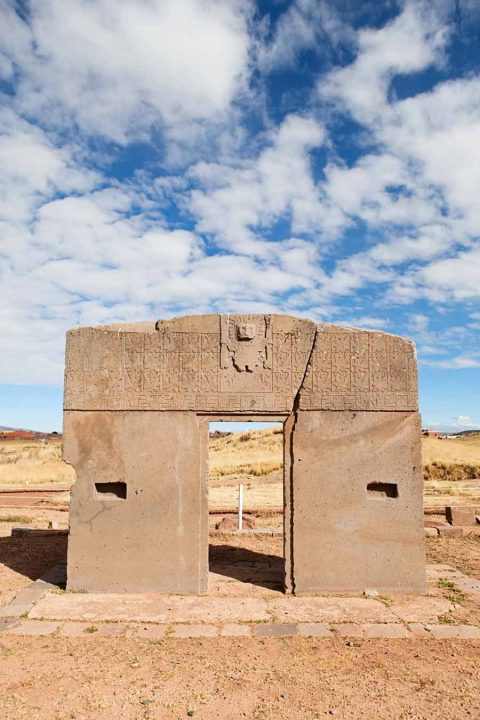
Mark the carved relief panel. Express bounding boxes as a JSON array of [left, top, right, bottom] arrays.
[[64, 316, 417, 413], [299, 326, 417, 411]]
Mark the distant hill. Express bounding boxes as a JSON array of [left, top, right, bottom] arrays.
[[0, 426, 61, 439], [448, 430, 480, 437]]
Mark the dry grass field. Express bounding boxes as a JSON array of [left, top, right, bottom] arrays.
[[0, 438, 74, 487], [1, 428, 479, 509]]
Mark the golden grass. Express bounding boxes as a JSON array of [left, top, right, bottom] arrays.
[[209, 426, 283, 481], [0, 439, 75, 487], [422, 435, 480, 465], [209, 483, 283, 511], [1, 428, 479, 510]]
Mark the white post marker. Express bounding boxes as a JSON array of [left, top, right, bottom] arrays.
[[238, 483, 244, 531]]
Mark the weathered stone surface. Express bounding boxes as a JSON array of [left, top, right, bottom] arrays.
[[254, 623, 299, 637], [0, 617, 20, 633], [0, 579, 51, 618], [9, 620, 59, 636], [389, 597, 454, 623], [64, 314, 316, 414], [299, 324, 417, 411], [437, 526, 463, 538], [126, 624, 167, 639], [220, 623, 252, 637], [30, 593, 271, 623], [269, 597, 395, 623], [63, 313, 423, 595], [426, 624, 480, 639], [407, 623, 432, 637], [297, 623, 333, 637], [64, 315, 417, 414], [65, 411, 207, 593], [446, 506, 477, 526], [215, 515, 256, 531], [363, 623, 411, 638], [171, 624, 218, 638], [332, 623, 364, 638], [59, 622, 125, 637], [290, 410, 425, 593]]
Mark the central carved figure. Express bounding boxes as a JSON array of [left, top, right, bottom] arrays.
[[220, 314, 273, 374]]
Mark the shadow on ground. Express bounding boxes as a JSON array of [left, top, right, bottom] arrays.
[[209, 544, 284, 591], [0, 533, 285, 593], [0, 533, 67, 583]]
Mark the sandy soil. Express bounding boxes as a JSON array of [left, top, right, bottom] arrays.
[[1, 533, 480, 719], [0, 635, 478, 719], [426, 535, 480, 579]]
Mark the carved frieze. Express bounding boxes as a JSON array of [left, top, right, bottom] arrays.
[[298, 326, 417, 411], [63, 316, 418, 413]]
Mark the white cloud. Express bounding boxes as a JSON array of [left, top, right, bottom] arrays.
[[0, 108, 98, 223], [422, 355, 480, 369], [189, 114, 327, 255], [313, 2, 480, 307], [257, 0, 348, 72], [320, 2, 447, 122], [1, 0, 253, 144], [1, 0, 479, 390], [450, 415, 477, 428], [425, 414, 479, 432]]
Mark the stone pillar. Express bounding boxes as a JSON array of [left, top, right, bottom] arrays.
[[290, 410, 426, 594], [65, 410, 207, 593]]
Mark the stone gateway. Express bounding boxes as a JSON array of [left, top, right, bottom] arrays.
[[63, 314, 426, 594]]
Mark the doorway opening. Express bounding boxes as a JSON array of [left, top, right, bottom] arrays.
[[207, 420, 285, 594]]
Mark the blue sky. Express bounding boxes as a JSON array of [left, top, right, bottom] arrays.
[[0, 0, 479, 433]]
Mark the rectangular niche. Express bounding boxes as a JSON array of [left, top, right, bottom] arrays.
[[367, 482, 398, 499], [95, 481, 127, 499]]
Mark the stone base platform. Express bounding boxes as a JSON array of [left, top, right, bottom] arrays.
[[1, 562, 480, 640]]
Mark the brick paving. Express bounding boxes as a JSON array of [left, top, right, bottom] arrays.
[[2, 618, 480, 639], [0, 562, 479, 641]]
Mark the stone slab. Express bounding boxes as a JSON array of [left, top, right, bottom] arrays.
[[446, 506, 477, 526], [126, 624, 167, 639], [426, 624, 480, 639], [9, 620, 59, 636], [363, 623, 411, 638], [65, 411, 207, 594], [220, 623, 252, 637], [426, 564, 461, 580], [297, 623, 333, 637], [0, 579, 52, 618], [59, 622, 126, 637], [389, 597, 454, 623], [254, 623, 299, 637], [332, 623, 365, 638], [64, 314, 316, 414], [29, 593, 271, 623], [299, 324, 417, 411], [268, 597, 396, 623], [64, 316, 418, 414], [452, 576, 480, 596], [438, 526, 464, 538], [408, 623, 432, 637], [171, 624, 218, 638], [0, 617, 20, 633], [290, 410, 425, 594]]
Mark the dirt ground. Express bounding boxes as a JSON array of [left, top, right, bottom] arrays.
[[0, 635, 479, 720], [1, 533, 480, 719]]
